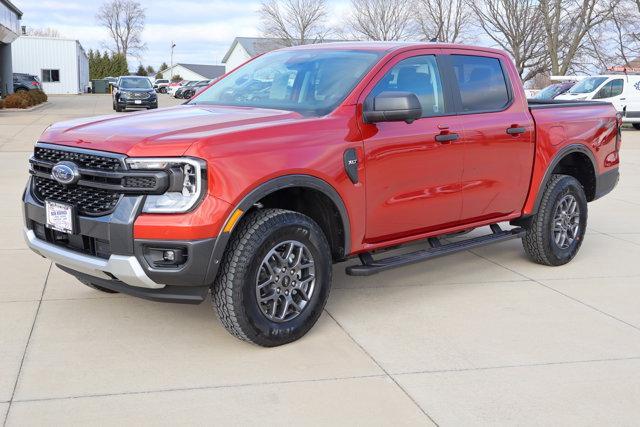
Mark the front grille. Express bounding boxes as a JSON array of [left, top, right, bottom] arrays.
[[127, 92, 150, 100], [34, 147, 123, 171], [33, 176, 121, 216]]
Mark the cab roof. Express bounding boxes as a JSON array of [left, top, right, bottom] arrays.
[[281, 41, 507, 56]]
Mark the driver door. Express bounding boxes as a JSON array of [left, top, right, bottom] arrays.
[[358, 51, 465, 243]]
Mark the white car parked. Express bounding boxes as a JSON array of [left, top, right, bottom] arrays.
[[555, 74, 640, 129]]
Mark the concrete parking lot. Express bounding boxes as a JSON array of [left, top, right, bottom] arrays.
[[1, 94, 640, 426]]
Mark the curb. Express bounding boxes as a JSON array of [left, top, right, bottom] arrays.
[[0, 102, 49, 113]]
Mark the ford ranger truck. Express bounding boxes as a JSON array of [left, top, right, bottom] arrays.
[[22, 43, 621, 346]]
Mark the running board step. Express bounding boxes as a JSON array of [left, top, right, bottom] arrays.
[[346, 225, 525, 277]]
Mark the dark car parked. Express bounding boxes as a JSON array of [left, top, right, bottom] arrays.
[[533, 81, 576, 100], [112, 76, 158, 112], [174, 81, 198, 99], [182, 80, 211, 99], [13, 73, 42, 92]]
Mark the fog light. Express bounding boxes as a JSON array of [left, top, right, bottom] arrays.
[[163, 250, 175, 262]]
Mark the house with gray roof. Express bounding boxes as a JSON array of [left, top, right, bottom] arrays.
[[159, 63, 226, 82], [221, 37, 344, 72]]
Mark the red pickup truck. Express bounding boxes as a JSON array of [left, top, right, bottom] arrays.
[[23, 43, 621, 346]]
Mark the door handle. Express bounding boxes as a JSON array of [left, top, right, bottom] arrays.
[[435, 133, 459, 143], [506, 127, 526, 135]]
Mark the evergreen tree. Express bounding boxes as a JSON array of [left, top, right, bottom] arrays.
[[111, 53, 129, 77], [135, 64, 147, 76], [158, 62, 169, 72], [88, 49, 96, 80], [171, 74, 183, 82], [145, 65, 155, 75]]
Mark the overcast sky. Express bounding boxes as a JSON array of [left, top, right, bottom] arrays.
[[16, 0, 319, 69]]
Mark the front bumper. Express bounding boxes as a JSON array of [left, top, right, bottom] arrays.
[[118, 98, 157, 108], [24, 228, 161, 288], [23, 179, 219, 304]]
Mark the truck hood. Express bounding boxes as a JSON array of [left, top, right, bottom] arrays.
[[39, 105, 302, 157]]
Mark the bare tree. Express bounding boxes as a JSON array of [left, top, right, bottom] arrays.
[[538, 0, 617, 75], [345, 0, 417, 40], [96, 0, 146, 58], [24, 27, 61, 37], [416, 0, 473, 43], [577, 0, 640, 73], [259, 0, 329, 46], [467, 0, 547, 82]]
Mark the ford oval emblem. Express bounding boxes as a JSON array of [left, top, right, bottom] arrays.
[[51, 161, 80, 185]]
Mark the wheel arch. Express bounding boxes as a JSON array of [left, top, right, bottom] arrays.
[[531, 144, 597, 214], [204, 175, 352, 285]]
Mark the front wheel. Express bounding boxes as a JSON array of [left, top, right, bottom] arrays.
[[522, 174, 588, 266], [213, 209, 332, 347]]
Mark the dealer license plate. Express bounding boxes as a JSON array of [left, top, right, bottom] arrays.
[[45, 200, 75, 234], [134, 100, 142, 104]]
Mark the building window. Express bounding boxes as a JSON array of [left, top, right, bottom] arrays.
[[42, 70, 60, 83]]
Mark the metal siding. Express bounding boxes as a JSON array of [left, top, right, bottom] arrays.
[[11, 36, 88, 94]]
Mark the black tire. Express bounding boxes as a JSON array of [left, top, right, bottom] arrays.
[[633, 123, 640, 130], [522, 174, 588, 266], [213, 209, 332, 347], [115, 104, 123, 112]]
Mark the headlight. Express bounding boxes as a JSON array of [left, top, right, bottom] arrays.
[[125, 158, 206, 213]]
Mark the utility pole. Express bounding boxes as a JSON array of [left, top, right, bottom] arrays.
[[170, 41, 176, 81]]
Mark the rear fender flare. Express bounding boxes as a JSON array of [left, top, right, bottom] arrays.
[[530, 144, 597, 215]]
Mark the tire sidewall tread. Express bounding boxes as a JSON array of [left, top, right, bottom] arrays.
[[522, 174, 588, 266], [213, 209, 332, 347]]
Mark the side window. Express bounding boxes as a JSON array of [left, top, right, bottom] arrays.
[[595, 79, 624, 99], [450, 55, 510, 112], [42, 69, 60, 83], [369, 55, 446, 117]]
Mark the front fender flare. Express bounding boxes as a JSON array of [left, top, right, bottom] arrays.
[[203, 174, 351, 285]]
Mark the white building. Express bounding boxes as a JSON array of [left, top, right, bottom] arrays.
[[0, 0, 22, 95], [158, 63, 225, 82], [221, 37, 346, 72], [222, 37, 286, 72], [11, 35, 89, 94]]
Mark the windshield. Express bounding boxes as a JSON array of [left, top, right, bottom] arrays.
[[120, 78, 152, 89], [569, 77, 607, 94], [190, 49, 382, 116]]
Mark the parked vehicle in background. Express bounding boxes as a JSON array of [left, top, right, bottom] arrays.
[[167, 81, 185, 96], [153, 79, 170, 93], [182, 80, 211, 99], [112, 76, 158, 112], [556, 74, 640, 129], [23, 43, 621, 347], [533, 81, 576, 100], [12, 73, 42, 92], [174, 81, 197, 98]]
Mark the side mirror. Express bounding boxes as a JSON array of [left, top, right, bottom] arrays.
[[363, 91, 422, 124]]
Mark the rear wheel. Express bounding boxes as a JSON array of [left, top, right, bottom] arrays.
[[213, 209, 332, 347], [633, 123, 640, 130], [522, 174, 588, 266]]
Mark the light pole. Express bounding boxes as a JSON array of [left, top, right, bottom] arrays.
[[170, 41, 176, 81]]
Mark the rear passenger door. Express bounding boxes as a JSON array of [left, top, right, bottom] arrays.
[[440, 51, 535, 223]]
